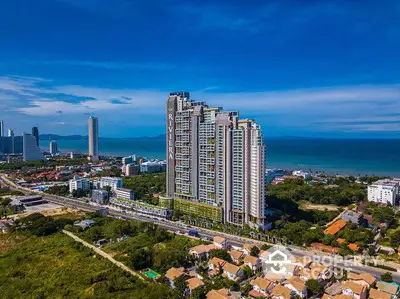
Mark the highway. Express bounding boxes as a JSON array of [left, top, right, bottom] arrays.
[[1, 175, 399, 281]]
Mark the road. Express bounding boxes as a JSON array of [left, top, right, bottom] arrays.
[[1, 175, 399, 281], [62, 229, 145, 281]]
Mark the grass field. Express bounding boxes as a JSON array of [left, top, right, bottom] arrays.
[[0, 232, 147, 299]]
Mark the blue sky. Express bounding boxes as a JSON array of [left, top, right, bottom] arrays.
[[0, 0, 399, 138]]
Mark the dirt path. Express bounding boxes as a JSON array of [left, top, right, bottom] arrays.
[[62, 230, 145, 281]]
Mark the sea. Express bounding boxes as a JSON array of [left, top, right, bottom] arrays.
[[40, 137, 400, 177]]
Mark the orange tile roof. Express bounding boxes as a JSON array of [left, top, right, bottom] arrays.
[[244, 255, 259, 265], [213, 236, 226, 243], [250, 277, 274, 290], [369, 288, 392, 299], [337, 238, 346, 244], [324, 219, 347, 235], [229, 250, 244, 261], [206, 288, 232, 299], [223, 262, 241, 275], [165, 267, 185, 281], [209, 257, 227, 268], [342, 280, 366, 294], [348, 272, 376, 285], [377, 281, 399, 295], [348, 243, 360, 252], [186, 277, 204, 291], [283, 277, 306, 292], [271, 285, 292, 299]]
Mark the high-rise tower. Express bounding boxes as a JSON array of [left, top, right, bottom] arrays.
[[88, 116, 99, 162], [32, 127, 39, 147], [0, 120, 4, 137], [166, 92, 266, 229]]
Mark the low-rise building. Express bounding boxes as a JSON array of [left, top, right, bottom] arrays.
[[283, 277, 307, 298], [69, 176, 90, 193], [270, 285, 293, 299], [186, 277, 204, 296], [348, 272, 376, 288], [292, 170, 311, 179], [206, 288, 233, 299], [208, 257, 226, 276], [115, 188, 135, 201], [109, 198, 172, 218], [100, 177, 122, 191], [342, 211, 364, 226], [368, 179, 399, 205], [189, 244, 217, 259], [243, 255, 262, 271], [342, 280, 367, 299], [377, 281, 399, 298], [324, 219, 347, 236], [165, 267, 185, 288], [213, 236, 227, 249], [228, 250, 244, 264], [369, 288, 392, 299], [91, 189, 109, 205], [140, 160, 166, 173], [124, 163, 139, 176], [73, 219, 95, 230], [222, 262, 243, 281], [249, 277, 274, 298]]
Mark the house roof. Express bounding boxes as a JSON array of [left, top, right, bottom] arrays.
[[342, 280, 366, 294], [190, 244, 217, 255], [186, 277, 204, 291], [348, 272, 376, 285], [213, 236, 226, 244], [250, 277, 273, 290], [337, 238, 346, 244], [223, 262, 241, 275], [369, 288, 392, 299], [322, 294, 353, 299], [209, 257, 227, 268], [377, 281, 399, 295], [324, 219, 347, 235], [348, 243, 360, 252], [244, 255, 259, 265], [229, 250, 244, 260], [243, 243, 258, 251], [283, 277, 306, 291], [271, 285, 292, 299], [206, 288, 231, 299], [324, 282, 343, 296], [165, 267, 185, 281]]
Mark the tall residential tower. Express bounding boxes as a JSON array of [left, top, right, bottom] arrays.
[[166, 92, 266, 229], [88, 116, 99, 162], [32, 127, 39, 147]]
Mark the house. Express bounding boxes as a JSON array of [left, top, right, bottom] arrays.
[[310, 243, 340, 254], [206, 288, 233, 299], [377, 281, 400, 298], [348, 243, 360, 252], [283, 277, 307, 298], [369, 288, 392, 299], [270, 285, 293, 299], [213, 236, 227, 249], [342, 211, 364, 226], [228, 250, 244, 264], [73, 219, 95, 230], [243, 255, 262, 271], [189, 244, 217, 259], [324, 219, 347, 236], [242, 243, 258, 256], [322, 294, 353, 299], [222, 262, 243, 281], [249, 277, 274, 298], [323, 282, 343, 298], [348, 272, 376, 288], [186, 277, 204, 296], [165, 267, 185, 288], [297, 263, 330, 282], [208, 257, 226, 275], [337, 238, 346, 245], [341, 280, 367, 299]]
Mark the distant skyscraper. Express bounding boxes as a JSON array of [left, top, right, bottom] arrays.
[[32, 127, 39, 147], [166, 92, 266, 229], [88, 116, 99, 162], [8, 129, 14, 137], [23, 133, 44, 161], [50, 140, 58, 156], [0, 120, 4, 137]]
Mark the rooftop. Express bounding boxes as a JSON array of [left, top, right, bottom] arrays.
[[324, 219, 347, 235], [165, 267, 185, 281], [186, 277, 204, 291]]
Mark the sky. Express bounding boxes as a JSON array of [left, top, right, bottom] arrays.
[[0, 0, 399, 138]]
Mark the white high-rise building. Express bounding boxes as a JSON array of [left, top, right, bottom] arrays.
[[166, 92, 266, 229], [23, 133, 44, 161], [0, 120, 4, 137], [69, 176, 91, 193], [8, 129, 14, 137], [368, 179, 399, 206], [50, 140, 58, 156], [88, 116, 99, 162]]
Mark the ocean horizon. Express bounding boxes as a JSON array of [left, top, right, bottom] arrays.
[[40, 137, 400, 177]]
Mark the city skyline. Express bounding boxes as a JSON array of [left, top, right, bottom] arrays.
[[0, 0, 399, 138]]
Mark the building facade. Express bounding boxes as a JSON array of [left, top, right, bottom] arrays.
[[69, 176, 90, 193], [368, 179, 399, 206], [23, 133, 44, 161], [0, 120, 3, 137], [88, 116, 99, 162], [166, 92, 266, 229], [50, 140, 58, 156], [115, 188, 135, 201], [32, 127, 39, 147], [124, 163, 140, 176], [100, 177, 123, 191], [91, 189, 109, 205]]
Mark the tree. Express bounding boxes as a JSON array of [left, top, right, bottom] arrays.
[[209, 249, 232, 263], [241, 283, 253, 296], [389, 229, 400, 247], [306, 279, 322, 295], [250, 246, 260, 257], [191, 286, 206, 299], [241, 265, 253, 280], [130, 248, 153, 270], [381, 272, 393, 283]]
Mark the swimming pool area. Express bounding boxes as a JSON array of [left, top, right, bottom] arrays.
[[143, 269, 160, 279]]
